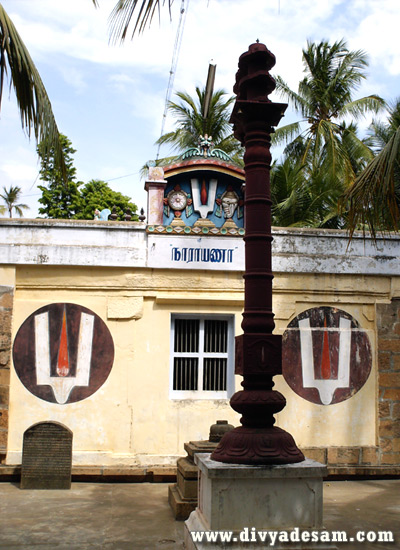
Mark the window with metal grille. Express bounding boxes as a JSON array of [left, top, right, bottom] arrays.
[[170, 316, 234, 399]]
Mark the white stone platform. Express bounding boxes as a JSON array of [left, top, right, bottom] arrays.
[[184, 453, 337, 549]]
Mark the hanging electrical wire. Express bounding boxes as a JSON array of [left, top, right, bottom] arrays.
[[156, 0, 189, 161]]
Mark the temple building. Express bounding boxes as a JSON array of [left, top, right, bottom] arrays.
[[1, 143, 400, 478]]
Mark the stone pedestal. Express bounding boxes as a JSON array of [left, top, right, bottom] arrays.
[[169, 441, 218, 520], [184, 454, 337, 549]]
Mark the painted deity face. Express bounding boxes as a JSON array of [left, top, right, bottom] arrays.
[[221, 191, 239, 219]]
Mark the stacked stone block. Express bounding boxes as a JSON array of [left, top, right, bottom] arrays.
[[169, 440, 220, 520], [301, 446, 382, 472], [0, 286, 13, 463], [376, 300, 400, 466]]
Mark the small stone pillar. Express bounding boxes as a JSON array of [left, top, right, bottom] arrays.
[[168, 421, 233, 520], [145, 164, 168, 226]]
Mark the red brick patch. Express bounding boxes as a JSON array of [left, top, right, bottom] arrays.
[[328, 447, 360, 465], [379, 372, 400, 387], [381, 452, 400, 465]]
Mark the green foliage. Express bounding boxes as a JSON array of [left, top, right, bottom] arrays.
[[37, 134, 137, 220], [272, 39, 384, 228], [37, 134, 83, 219], [345, 98, 400, 237], [0, 185, 29, 218], [105, 0, 400, 237], [271, 158, 347, 229], [38, 181, 82, 219], [156, 87, 244, 166], [271, 159, 312, 227], [76, 179, 137, 221]]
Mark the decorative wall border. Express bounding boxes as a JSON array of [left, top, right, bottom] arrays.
[[146, 225, 245, 237]]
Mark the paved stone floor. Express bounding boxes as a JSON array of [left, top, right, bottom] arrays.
[[0, 480, 399, 549]]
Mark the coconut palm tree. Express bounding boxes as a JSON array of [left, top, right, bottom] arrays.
[[0, 185, 29, 218], [345, 98, 400, 237], [271, 158, 312, 227], [274, 39, 384, 191], [269, 39, 385, 228], [271, 148, 354, 229], [106, 6, 400, 237], [155, 87, 243, 164]]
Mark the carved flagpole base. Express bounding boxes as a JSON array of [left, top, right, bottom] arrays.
[[211, 384, 304, 465], [211, 426, 304, 465]]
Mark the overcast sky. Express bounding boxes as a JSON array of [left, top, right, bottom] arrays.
[[1, 0, 400, 218]]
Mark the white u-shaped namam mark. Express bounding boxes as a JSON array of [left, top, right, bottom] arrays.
[[191, 178, 218, 218], [35, 311, 94, 404], [299, 317, 351, 405]]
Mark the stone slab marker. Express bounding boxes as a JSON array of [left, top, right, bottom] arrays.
[[21, 421, 72, 489]]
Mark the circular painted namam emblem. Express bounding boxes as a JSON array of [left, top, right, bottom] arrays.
[[13, 303, 114, 404], [282, 307, 372, 405]]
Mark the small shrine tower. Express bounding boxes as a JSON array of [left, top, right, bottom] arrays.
[[145, 140, 245, 237]]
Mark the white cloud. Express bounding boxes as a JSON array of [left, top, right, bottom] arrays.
[[1, 162, 37, 184], [0, 144, 41, 217], [59, 66, 88, 94], [350, 0, 400, 76], [7, 0, 180, 73]]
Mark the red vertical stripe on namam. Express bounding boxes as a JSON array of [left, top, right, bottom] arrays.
[[57, 309, 70, 377], [321, 317, 331, 379]]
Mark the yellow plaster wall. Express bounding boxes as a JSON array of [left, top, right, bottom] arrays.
[[9, 292, 134, 465], [130, 298, 243, 464], [272, 278, 379, 447], [6, 266, 386, 465], [0, 267, 16, 287], [8, 267, 243, 465]]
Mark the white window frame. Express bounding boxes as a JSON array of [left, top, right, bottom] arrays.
[[169, 314, 235, 400]]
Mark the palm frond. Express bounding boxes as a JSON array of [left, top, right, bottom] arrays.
[[341, 124, 374, 173], [271, 159, 317, 227], [272, 121, 303, 146], [139, 155, 180, 178], [339, 96, 385, 120], [274, 75, 309, 117], [155, 86, 241, 159], [109, 0, 172, 43], [368, 119, 391, 151], [387, 98, 400, 133], [345, 126, 400, 238], [13, 204, 29, 217], [328, 44, 368, 94], [0, 4, 66, 181]]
